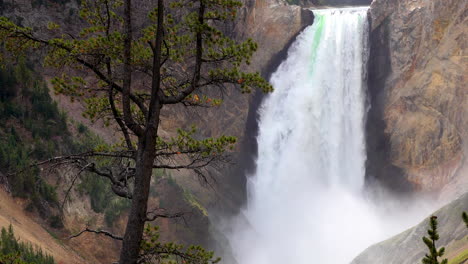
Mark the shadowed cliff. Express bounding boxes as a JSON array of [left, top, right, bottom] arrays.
[[365, 0, 467, 196]]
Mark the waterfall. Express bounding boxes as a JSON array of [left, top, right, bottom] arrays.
[[225, 7, 436, 264]]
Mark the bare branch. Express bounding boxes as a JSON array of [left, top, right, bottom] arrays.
[[60, 163, 92, 213], [29, 152, 134, 199], [69, 227, 123, 241], [145, 208, 187, 222]]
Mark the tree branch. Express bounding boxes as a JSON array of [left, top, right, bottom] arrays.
[[122, 0, 144, 137], [145, 208, 186, 222], [30, 152, 135, 199], [108, 76, 135, 151], [153, 156, 217, 170], [60, 163, 91, 213], [0, 23, 149, 124], [160, 0, 205, 105], [146, 0, 164, 128], [69, 227, 123, 241]]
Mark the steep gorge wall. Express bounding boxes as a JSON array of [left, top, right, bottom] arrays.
[[0, 0, 314, 262], [366, 0, 467, 197], [352, 191, 468, 264], [207, 0, 314, 211], [292, 0, 371, 7]]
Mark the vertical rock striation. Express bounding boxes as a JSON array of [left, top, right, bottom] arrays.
[[366, 0, 467, 196]]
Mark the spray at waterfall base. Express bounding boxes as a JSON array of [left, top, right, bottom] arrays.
[[222, 7, 438, 264]]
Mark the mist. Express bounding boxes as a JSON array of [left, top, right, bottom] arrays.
[[218, 7, 440, 264]]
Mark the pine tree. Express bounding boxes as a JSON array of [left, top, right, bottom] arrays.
[[0, 0, 272, 263], [463, 212, 468, 229], [422, 216, 448, 264], [0, 225, 54, 264]]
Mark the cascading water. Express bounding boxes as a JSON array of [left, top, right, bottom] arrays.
[[225, 7, 435, 264]]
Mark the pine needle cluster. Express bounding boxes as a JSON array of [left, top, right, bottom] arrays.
[[422, 216, 447, 264]]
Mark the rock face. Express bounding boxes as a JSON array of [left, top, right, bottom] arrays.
[[366, 0, 468, 195], [236, 0, 313, 71], [209, 0, 313, 204], [0, 0, 314, 262], [294, 0, 371, 7], [0, 0, 313, 204], [351, 191, 468, 264]]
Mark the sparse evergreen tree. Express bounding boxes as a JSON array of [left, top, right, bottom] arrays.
[[0, 225, 55, 264], [463, 212, 468, 229], [139, 225, 220, 264], [422, 216, 448, 264], [0, 0, 272, 263], [0, 253, 27, 264]]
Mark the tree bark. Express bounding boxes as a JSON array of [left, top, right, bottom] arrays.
[[118, 128, 159, 264], [118, 0, 165, 263]]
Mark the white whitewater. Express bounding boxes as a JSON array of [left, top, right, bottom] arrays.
[[226, 7, 435, 264]]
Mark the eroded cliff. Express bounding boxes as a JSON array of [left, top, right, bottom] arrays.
[[366, 0, 467, 196], [0, 0, 314, 262]]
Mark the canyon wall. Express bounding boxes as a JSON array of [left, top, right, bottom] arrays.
[[293, 0, 371, 7], [206, 0, 313, 210], [353, 0, 467, 261], [5, 0, 467, 262], [352, 192, 468, 264], [0, 0, 313, 262], [366, 0, 467, 197]]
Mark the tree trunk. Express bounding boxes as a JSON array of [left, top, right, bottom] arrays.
[[118, 123, 159, 264], [119, 0, 164, 262]]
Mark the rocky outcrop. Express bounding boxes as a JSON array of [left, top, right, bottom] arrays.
[[236, 0, 313, 72], [351, 191, 468, 264], [199, 0, 313, 208], [366, 0, 467, 195], [0, 0, 314, 204]]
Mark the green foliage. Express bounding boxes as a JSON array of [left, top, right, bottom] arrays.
[[0, 65, 17, 100], [104, 198, 131, 226], [0, 0, 272, 261], [285, 0, 301, 5], [78, 173, 113, 213], [422, 216, 448, 264], [139, 225, 220, 264], [166, 175, 177, 188], [48, 215, 64, 229], [184, 190, 208, 217], [0, 225, 55, 264], [0, 62, 67, 209], [77, 122, 88, 134], [0, 60, 101, 216], [0, 254, 26, 264], [154, 126, 237, 166], [3, 80, 123, 225], [0, 61, 68, 144], [0, 0, 272, 121], [78, 167, 131, 226], [448, 248, 468, 264]]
